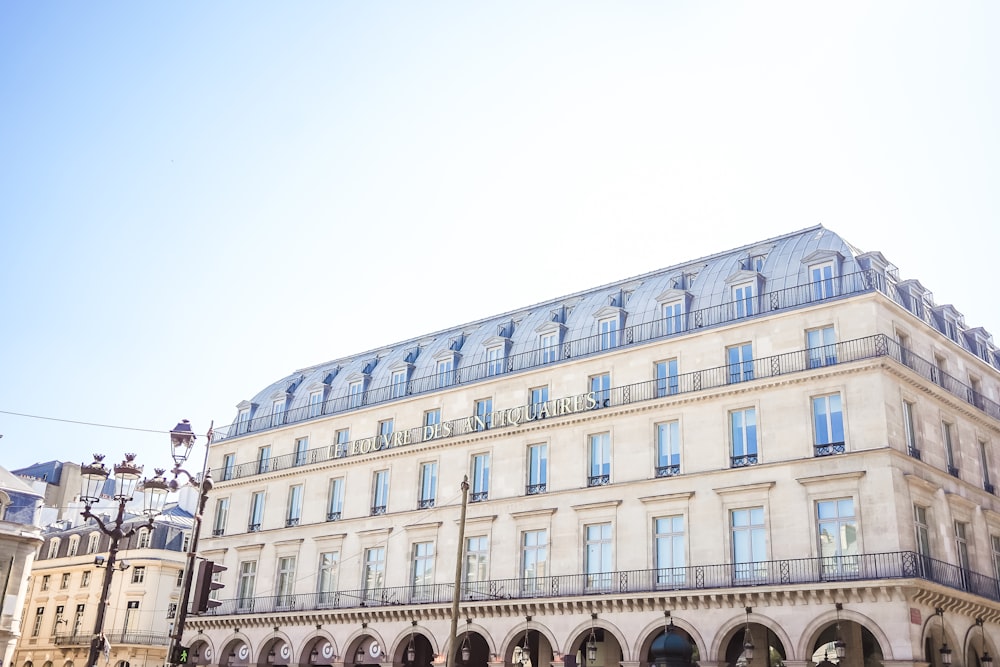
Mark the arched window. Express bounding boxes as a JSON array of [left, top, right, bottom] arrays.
[[136, 529, 150, 549], [47, 538, 60, 559], [0, 490, 10, 520], [87, 532, 100, 554], [67, 536, 80, 557]]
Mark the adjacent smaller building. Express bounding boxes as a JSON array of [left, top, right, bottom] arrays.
[[0, 466, 44, 667]]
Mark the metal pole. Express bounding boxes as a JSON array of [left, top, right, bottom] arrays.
[[86, 500, 127, 667], [169, 422, 213, 665], [447, 476, 470, 667]]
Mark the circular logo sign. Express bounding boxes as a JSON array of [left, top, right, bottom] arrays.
[[321, 644, 334, 660], [238, 645, 249, 661], [205, 648, 213, 661], [280, 645, 291, 660], [369, 642, 381, 658]]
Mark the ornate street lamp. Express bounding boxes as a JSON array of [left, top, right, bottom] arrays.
[[407, 620, 417, 663], [937, 608, 953, 666], [742, 607, 755, 662], [461, 619, 472, 663], [80, 453, 166, 667], [586, 614, 598, 664], [834, 603, 846, 660]]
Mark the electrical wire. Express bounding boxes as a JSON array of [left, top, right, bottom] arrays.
[[0, 409, 170, 434]]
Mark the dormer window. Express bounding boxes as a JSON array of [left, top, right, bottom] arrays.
[[732, 283, 755, 317], [539, 332, 558, 363], [47, 538, 59, 559], [271, 399, 286, 427], [308, 390, 323, 418], [67, 536, 79, 556], [348, 381, 364, 408], [87, 532, 100, 554], [136, 529, 150, 549], [390, 370, 407, 398], [486, 346, 504, 376], [236, 407, 251, 435], [436, 359, 454, 388], [662, 300, 684, 335], [809, 262, 836, 300], [598, 316, 619, 350]]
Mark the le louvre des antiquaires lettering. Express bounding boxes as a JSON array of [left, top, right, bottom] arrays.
[[342, 392, 600, 457]]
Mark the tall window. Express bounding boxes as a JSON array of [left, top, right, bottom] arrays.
[[474, 398, 492, 431], [813, 394, 845, 455], [419, 462, 437, 509], [31, 607, 43, 637], [41, 575, 50, 590], [817, 498, 858, 575], [237, 561, 257, 610], [275, 556, 296, 606], [47, 539, 59, 559], [286, 485, 303, 527], [52, 605, 65, 635], [371, 470, 389, 515], [527, 444, 547, 494], [335, 429, 351, 457], [914, 505, 932, 563], [81, 570, 91, 587], [656, 359, 679, 397], [599, 317, 619, 350], [237, 408, 251, 434], [248, 491, 265, 532], [521, 529, 548, 593], [991, 536, 1000, 583], [73, 604, 85, 635], [131, 566, 146, 584], [732, 283, 754, 317], [363, 547, 386, 595], [730, 408, 758, 467], [317, 552, 339, 604], [471, 454, 490, 502], [424, 409, 441, 428], [213, 498, 229, 536], [309, 390, 323, 418], [123, 600, 139, 631], [530, 386, 549, 419], [390, 370, 407, 398], [588, 433, 611, 486], [662, 301, 684, 335], [60, 572, 70, 589], [327, 478, 344, 521], [294, 437, 309, 466], [135, 530, 149, 549], [731, 507, 766, 581], [903, 400, 919, 458], [943, 421, 959, 476], [810, 262, 835, 300], [654, 516, 686, 586], [727, 343, 754, 383], [590, 373, 611, 408], [257, 446, 271, 474], [487, 346, 504, 376], [411, 542, 435, 600], [540, 333, 558, 363], [464, 536, 489, 596], [436, 359, 454, 388], [656, 421, 681, 477], [87, 532, 100, 554], [807, 326, 837, 367], [271, 399, 285, 427], [349, 381, 364, 408], [68, 536, 79, 556], [378, 419, 394, 441], [956, 521, 972, 588], [584, 523, 613, 591], [981, 440, 993, 492]]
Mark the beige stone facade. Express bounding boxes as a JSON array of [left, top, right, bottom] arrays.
[[186, 227, 1000, 667]]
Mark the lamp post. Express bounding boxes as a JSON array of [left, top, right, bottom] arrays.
[[80, 454, 169, 667], [167, 420, 214, 666]]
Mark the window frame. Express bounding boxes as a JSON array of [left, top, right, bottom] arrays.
[[588, 432, 611, 486]]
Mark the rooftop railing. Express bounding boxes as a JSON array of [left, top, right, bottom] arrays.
[[211, 332, 1000, 483], [198, 550, 999, 618]]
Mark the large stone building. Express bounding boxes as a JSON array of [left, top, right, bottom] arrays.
[[187, 226, 1000, 667], [1, 466, 43, 667]]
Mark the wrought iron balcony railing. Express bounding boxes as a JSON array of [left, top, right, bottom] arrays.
[[197, 550, 1000, 618], [54, 630, 171, 647]]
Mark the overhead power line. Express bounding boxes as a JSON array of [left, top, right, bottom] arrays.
[[0, 409, 169, 435]]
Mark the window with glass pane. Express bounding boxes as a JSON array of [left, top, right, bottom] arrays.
[[530, 386, 549, 419], [590, 373, 611, 408], [328, 478, 344, 521], [991, 535, 1000, 582], [540, 333, 558, 363], [527, 444, 547, 494], [52, 605, 64, 635], [276, 556, 296, 607], [424, 409, 441, 428], [471, 454, 490, 502], [349, 381, 364, 408], [257, 445, 271, 474], [902, 401, 919, 458], [475, 398, 492, 431], [807, 326, 837, 367], [249, 492, 265, 531], [335, 429, 350, 457], [237, 561, 257, 610], [521, 530, 548, 593], [72, 604, 85, 634], [411, 542, 435, 600], [656, 359, 679, 397], [213, 498, 229, 536], [237, 408, 251, 435], [727, 343, 754, 383], [123, 600, 139, 631], [731, 507, 766, 581], [813, 394, 845, 455], [956, 521, 972, 589], [464, 536, 489, 598], [733, 283, 754, 317], [436, 359, 454, 388], [656, 421, 681, 477], [372, 470, 389, 515], [31, 607, 43, 637], [980, 440, 993, 491], [317, 551, 339, 605], [294, 437, 309, 466], [286, 485, 303, 526], [588, 433, 611, 486], [943, 422, 958, 476], [419, 462, 437, 509], [390, 370, 407, 398], [914, 504, 931, 569], [810, 262, 836, 300], [487, 346, 504, 376], [730, 408, 758, 467], [817, 498, 858, 576], [271, 399, 285, 427], [309, 390, 323, 418], [585, 523, 613, 591], [363, 547, 386, 595], [131, 568, 145, 585], [662, 301, 684, 335], [599, 317, 619, 350], [379, 419, 394, 441], [654, 516, 686, 586]]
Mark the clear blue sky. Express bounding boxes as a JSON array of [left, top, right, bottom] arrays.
[[1, 2, 998, 473]]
